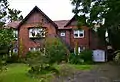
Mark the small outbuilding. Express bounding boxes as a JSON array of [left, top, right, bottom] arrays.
[[93, 49, 106, 62]]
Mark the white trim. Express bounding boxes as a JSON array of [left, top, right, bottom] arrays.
[[29, 28, 45, 38], [74, 46, 85, 54], [60, 32, 66, 36], [74, 30, 84, 38]]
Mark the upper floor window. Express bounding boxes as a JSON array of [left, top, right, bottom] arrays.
[[74, 30, 84, 38], [29, 28, 45, 38], [60, 32, 66, 36]]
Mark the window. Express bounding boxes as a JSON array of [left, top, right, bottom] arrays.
[[29, 47, 45, 54], [74, 46, 85, 54], [74, 30, 84, 38], [29, 28, 45, 38], [60, 32, 65, 36], [13, 48, 18, 53], [29, 47, 35, 51], [13, 30, 18, 40]]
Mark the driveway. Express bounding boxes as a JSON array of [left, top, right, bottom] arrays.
[[53, 62, 120, 82]]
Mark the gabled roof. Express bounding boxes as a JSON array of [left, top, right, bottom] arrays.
[[7, 21, 21, 29], [64, 15, 79, 27], [54, 20, 69, 29], [64, 15, 77, 27], [17, 6, 58, 29]]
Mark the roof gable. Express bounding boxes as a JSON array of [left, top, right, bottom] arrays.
[[54, 20, 69, 29], [64, 15, 78, 27], [17, 6, 58, 29], [65, 15, 87, 27]]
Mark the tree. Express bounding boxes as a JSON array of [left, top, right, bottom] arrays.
[[8, 8, 23, 22], [71, 0, 120, 50], [0, 0, 23, 26], [0, 0, 23, 56], [45, 37, 68, 64], [0, 28, 14, 56], [0, 0, 9, 27]]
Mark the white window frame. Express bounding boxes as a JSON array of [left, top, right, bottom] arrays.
[[13, 48, 18, 53], [74, 30, 84, 38], [74, 46, 85, 54], [29, 28, 45, 38], [60, 32, 66, 36], [13, 30, 18, 40]]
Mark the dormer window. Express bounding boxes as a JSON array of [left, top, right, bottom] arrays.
[[29, 27, 45, 38]]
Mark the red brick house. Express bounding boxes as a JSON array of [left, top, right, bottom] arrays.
[[7, 6, 105, 56]]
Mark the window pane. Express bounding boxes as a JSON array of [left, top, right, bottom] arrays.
[[74, 30, 84, 38], [60, 32, 65, 36]]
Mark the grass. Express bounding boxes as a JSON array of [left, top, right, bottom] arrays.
[[55, 63, 94, 71], [0, 64, 39, 82], [0, 63, 94, 82]]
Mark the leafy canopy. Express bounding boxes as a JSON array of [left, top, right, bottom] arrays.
[[71, 0, 120, 49]]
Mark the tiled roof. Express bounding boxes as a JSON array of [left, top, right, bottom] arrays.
[[6, 20, 70, 29], [7, 21, 21, 29], [18, 6, 58, 29], [54, 20, 69, 29]]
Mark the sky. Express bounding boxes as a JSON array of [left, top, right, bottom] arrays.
[[8, 0, 74, 21]]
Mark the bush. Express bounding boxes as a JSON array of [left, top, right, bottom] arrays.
[[69, 50, 93, 64], [68, 53, 84, 64], [26, 51, 58, 75], [79, 49, 93, 63], [26, 37, 69, 75], [0, 57, 7, 72], [113, 50, 120, 64], [26, 51, 48, 74], [6, 53, 19, 63], [45, 37, 68, 64]]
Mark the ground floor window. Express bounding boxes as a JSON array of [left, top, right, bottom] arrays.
[[29, 47, 45, 54], [29, 47, 40, 51], [74, 46, 85, 54], [60, 31, 66, 36], [13, 48, 18, 53]]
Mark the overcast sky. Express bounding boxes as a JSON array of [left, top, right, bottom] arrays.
[[8, 0, 74, 21]]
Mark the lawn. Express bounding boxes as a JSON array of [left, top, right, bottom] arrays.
[[0, 63, 94, 82], [0, 64, 39, 82]]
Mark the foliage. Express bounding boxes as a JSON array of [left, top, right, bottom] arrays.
[[26, 37, 68, 75], [19, 38, 24, 58], [26, 51, 58, 75], [0, 0, 9, 27], [68, 53, 84, 64], [45, 37, 68, 64], [0, 63, 94, 82], [113, 50, 120, 64], [69, 50, 93, 64], [0, 28, 14, 56], [79, 49, 93, 63], [71, 0, 120, 50], [0, 0, 23, 27], [6, 53, 19, 63], [8, 8, 23, 22], [0, 58, 6, 72]]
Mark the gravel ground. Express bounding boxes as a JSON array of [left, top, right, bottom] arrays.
[[53, 62, 120, 82]]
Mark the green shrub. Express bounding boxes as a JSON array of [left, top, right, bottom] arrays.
[[6, 53, 19, 63], [26, 51, 58, 75], [68, 53, 84, 64], [79, 49, 93, 63], [69, 50, 93, 64], [45, 37, 68, 64], [113, 50, 120, 64]]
